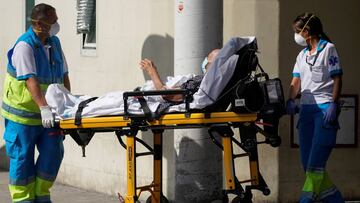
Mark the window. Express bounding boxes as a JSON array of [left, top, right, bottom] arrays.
[[77, 0, 96, 55], [291, 95, 359, 148], [25, 0, 35, 30]]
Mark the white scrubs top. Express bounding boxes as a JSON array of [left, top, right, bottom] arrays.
[[292, 39, 342, 105]]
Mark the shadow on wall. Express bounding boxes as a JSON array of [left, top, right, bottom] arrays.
[[141, 34, 174, 81], [141, 34, 175, 201], [0, 145, 9, 170], [175, 136, 223, 203]]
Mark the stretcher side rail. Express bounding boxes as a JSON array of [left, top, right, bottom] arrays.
[[123, 89, 194, 120]]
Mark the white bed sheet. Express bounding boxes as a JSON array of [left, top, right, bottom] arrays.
[[46, 74, 195, 119]]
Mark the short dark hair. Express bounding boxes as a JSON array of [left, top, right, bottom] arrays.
[[31, 3, 55, 21]]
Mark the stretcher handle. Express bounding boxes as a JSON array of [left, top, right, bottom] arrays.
[[256, 63, 269, 80], [123, 89, 191, 119]]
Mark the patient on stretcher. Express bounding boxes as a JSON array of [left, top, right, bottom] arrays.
[[139, 49, 219, 103], [46, 37, 257, 119], [138, 49, 220, 113]]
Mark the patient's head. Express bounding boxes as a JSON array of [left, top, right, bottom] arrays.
[[201, 49, 220, 73]]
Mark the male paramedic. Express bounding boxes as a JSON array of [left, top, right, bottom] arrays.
[[2, 3, 70, 203]]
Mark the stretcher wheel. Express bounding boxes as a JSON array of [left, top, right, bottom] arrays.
[[244, 139, 256, 150], [269, 136, 281, 147], [231, 194, 252, 203], [222, 194, 229, 203], [146, 195, 169, 203], [262, 188, 270, 196]]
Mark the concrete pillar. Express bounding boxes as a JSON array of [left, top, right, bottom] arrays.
[[174, 0, 223, 202], [174, 0, 223, 75]]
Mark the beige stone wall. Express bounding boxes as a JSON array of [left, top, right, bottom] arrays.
[[278, 0, 360, 202], [0, 0, 25, 169]]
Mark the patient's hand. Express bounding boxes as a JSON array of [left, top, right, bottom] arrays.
[[140, 59, 158, 77], [139, 58, 184, 102], [139, 58, 164, 90]]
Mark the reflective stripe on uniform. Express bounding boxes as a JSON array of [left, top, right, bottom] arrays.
[[302, 170, 335, 200], [1, 73, 44, 125], [9, 182, 35, 202], [35, 177, 53, 199], [2, 103, 41, 119], [1, 108, 42, 125], [303, 170, 324, 194]]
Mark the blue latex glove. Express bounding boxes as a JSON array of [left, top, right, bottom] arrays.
[[323, 102, 339, 125], [286, 99, 297, 115]]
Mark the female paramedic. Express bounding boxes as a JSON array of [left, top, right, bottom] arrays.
[[286, 13, 344, 202]]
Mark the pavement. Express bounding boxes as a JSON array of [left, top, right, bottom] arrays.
[[0, 170, 118, 203], [2, 170, 360, 203]]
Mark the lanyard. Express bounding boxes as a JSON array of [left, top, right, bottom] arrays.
[[305, 51, 320, 71], [305, 39, 328, 70]]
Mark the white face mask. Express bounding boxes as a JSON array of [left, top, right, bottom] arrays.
[[294, 33, 307, 47], [201, 57, 208, 74], [49, 22, 60, 37]]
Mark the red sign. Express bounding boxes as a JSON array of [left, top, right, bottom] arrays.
[[178, 1, 184, 13]]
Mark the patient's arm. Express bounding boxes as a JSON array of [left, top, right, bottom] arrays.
[[140, 59, 184, 102], [140, 59, 165, 90]]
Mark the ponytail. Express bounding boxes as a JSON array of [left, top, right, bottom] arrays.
[[320, 31, 332, 43]]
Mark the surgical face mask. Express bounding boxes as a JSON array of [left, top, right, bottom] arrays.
[[201, 57, 208, 74], [294, 14, 315, 47], [294, 33, 307, 46], [49, 22, 60, 37]]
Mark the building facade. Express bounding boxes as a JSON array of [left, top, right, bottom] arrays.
[[0, 0, 359, 202]]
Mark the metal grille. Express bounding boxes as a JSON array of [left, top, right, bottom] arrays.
[[76, 0, 96, 34]]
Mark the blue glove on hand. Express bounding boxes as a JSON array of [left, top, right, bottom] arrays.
[[286, 99, 297, 115], [323, 102, 339, 125]]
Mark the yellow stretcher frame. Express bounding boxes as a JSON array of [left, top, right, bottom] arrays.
[[59, 112, 269, 203], [60, 112, 257, 129]]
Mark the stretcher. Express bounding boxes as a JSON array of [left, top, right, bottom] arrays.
[[57, 41, 285, 203]]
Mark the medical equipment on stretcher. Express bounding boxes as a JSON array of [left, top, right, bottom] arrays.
[[57, 40, 285, 203]]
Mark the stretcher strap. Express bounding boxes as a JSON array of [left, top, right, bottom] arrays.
[[137, 96, 155, 121], [75, 97, 98, 125], [133, 87, 159, 121]]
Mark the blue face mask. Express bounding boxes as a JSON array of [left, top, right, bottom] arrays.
[[201, 57, 208, 74]]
